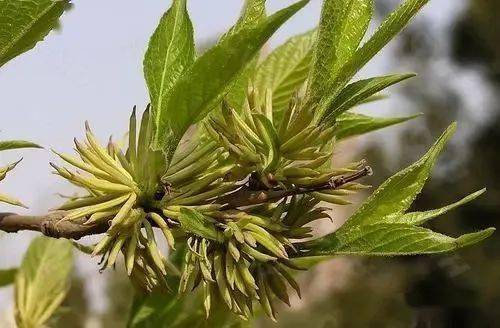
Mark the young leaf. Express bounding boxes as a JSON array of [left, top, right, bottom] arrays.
[[0, 140, 42, 151], [340, 123, 457, 231], [0, 0, 71, 67], [153, 0, 309, 156], [304, 223, 495, 256], [127, 292, 184, 328], [223, 0, 267, 108], [399, 189, 486, 225], [144, 0, 195, 122], [316, 0, 429, 113], [321, 73, 416, 123], [334, 112, 421, 140], [15, 236, 73, 328], [178, 208, 221, 241], [309, 0, 373, 103], [0, 268, 17, 288], [222, 0, 266, 40], [254, 29, 317, 113]]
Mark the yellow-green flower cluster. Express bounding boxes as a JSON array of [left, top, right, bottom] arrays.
[[52, 92, 368, 320]]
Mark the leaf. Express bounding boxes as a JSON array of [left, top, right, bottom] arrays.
[[144, 0, 195, 123], [178, 208, 221, 241], [254, 29, 317, 113], [153, 0, 309, 156], [296, 124, 495, 260], [223, 0, 267, 108], [222, 0, 266, 40], [340, 123, 457, 231], [0, 268, 17, 288], [335, 112, 421, 140], [316, 0, 429, 113], [399, 189, 486, 225], [308, 0, 373, 103], [127, 292, 184, 328], [0, 0, 71, 67], [15, 236, 73, 328], [0, 140, 42, 151], [304, 223, 495, 256], [321, 73, 416, 122]]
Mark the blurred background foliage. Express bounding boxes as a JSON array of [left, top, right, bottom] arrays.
[[2, 0, 498, 327]]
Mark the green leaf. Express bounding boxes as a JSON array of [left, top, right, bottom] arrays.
[[304, 224, 495, 256], [321, 73, 416, 122], [335, 112, 421, 140], [144, 0, 195, 123], [316, 0, 429, 113], [399, 189, 486, 225], [254, 29, 317, 113], [153, 0, 309, 156], [0, 268, 17, 288], [0, 0, 70, 67], [340, 123, 457, 231], [223, 0, 267, 108], [309, 0, 373, 103], [15, 236, 73, 328], [0, 140, 42, 151], [296, 124, 495, 260], [127, 292, 184, 328], [178, 208, 221, 241], [222, 0, 266, 40]]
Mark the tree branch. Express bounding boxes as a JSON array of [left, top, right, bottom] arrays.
[[0, 212, 106, 239], [0, 166, 372, 240], [219, 166, 373, 209]]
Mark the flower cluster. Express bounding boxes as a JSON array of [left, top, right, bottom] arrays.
[[53, 89, 370, 321]]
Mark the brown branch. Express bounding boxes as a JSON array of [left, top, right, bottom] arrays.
[[220, 166, 373, 209], [0, 212, 107, 239], [0, 167, 372, 240]]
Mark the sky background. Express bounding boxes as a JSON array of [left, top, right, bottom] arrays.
[[1, 0, 491, 318]]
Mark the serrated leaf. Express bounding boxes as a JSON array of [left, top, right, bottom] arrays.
[[316, 0, 429, 113], [144, 0, 195, 124], [296, 123, 494, 260], [153, 0, 309, 156], [309, 0, 373, 103], [178, 208, 221, 241], [335, 112, 420, 140], [15, 236, 73, 328], [0, 0, 70, 67], [222, 0, 266, 41], [254, 29, 317, 113], [0, 268, 17, 288], [341, 123, 457, 231], [223, 0, 267, 108], [399, 189, 486, 225], [321, 73, 416, 122], [304, 223, 495, 256], [0, 140, 42, 151]]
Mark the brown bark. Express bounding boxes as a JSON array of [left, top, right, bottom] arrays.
[[0, 211, 106, 239]]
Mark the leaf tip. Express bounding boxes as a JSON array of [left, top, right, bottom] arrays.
[[456, 227, 495, 248]]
